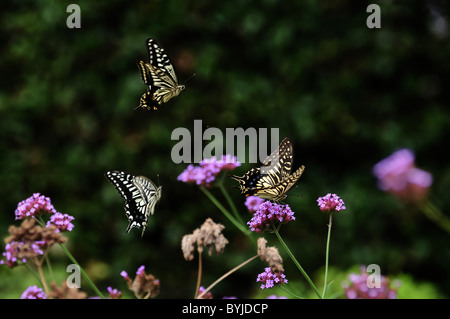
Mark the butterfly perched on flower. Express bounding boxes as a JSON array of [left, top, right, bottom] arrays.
[[105, 170, 162, 236], [231, 138, 305, 202], [137, 38, 185, 111]]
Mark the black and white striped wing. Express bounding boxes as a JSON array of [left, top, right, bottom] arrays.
[[147, 38, 178, 84], [137, 38, 185, 111], [105, 170, 162, 236]]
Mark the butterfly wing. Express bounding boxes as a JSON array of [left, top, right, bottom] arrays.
[[231, 138, 304, 201], [230, 167, 264, 197], [147, 38, 179, 84], [255, 165, 305, 201], [136, 38, 185, 110], [105, 170, 162, 236], [260, 137, 293, 178]]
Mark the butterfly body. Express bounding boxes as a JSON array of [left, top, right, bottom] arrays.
[[105, 170, 162, 236], [137, 38, 185, 110], [231, 138, 305, 202]]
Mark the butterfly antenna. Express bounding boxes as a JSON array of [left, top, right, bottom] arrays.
[[183, 73, 196, 84]]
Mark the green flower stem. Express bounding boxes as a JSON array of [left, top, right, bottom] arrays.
[[45, 254, 55, 282], [218, 182, 246, 227], [24, 262, 43, 286], [59, 244, 105, 299], [322, 213, 333, 298], [280, 285, 304, 299], [273, 228, 322, 299], [421, 200, 450, 234], [200, 186, 250, 237]]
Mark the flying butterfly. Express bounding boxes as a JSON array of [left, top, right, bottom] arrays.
[[137, 38, 185, 111], [105, 170, 162, 236], [230, 137, 305, 202]]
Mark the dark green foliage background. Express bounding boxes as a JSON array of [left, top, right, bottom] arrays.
[[1, 0, 449, 298]]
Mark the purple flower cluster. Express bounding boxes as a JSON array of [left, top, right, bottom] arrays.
[[247, 201, 295, 233], [46, 213, 75, 232], [15, 193, 57, 220], [373, 149, 433, 203], [121, 265, 161, 299], [1, 194, 75, 268], [316, 193, 346, 214], [0, 241, 45, 268], [342, 266, 399, 299], [120, 270, 130, 280], [14, 193, 75, 233], [21, 285, 47, 299], [177, 154, 241, 187], [256, 267, 288, 289], [107, 286, 122, 299], [244, 196, 264, 212], [136, 265, 146, 277]]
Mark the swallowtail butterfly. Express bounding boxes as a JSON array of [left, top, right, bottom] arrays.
[[105, 170, 162, 236], [137, 38, 185, 110], [231, 138, 305, 202]]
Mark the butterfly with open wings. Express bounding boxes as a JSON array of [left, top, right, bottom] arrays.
[[105, 170, 162, 237], [231, 137, 305, 202], [137, 38, 185, 111]]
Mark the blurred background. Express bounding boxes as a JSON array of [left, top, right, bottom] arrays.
[[1, 0, 449, 298]]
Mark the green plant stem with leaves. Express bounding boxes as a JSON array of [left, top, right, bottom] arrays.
[[272, 225, 322, 299], [32, 216, 105, 298], [199, 185, 257, 247], [59, 244, 105, 299]]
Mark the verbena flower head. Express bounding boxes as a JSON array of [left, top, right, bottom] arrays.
[[1, 219, 67, 268], [136, 265, 146, 277], [47, 281, 87, 299], [15, 193, 57, 220], [107, 287, 122, 299], [46, 213, 75, 232], [181, 218, 229, 260], [342, 266, 399, 299], [257, 267, 288, 289], [122, 265, 160, 299], [247, 201, 295, 233], [1, 242, 25, 268], [257, 237, 284, 273], [21, 285, 47, 299], [373, 149, 433, 203], [198, 286, 213, 299], [177, 154, 241, 187], [317, 193, 346, 213], [245, 196, 264, 212], [0, 241, 45, 268]]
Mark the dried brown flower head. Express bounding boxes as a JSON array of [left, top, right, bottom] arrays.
[[181, 234, 196, 261], [257, 237, 284, 273], [47, 281, 88, 299], [5, 218, 67, 249], [123, 267, 160, 299], [181, 218, 229, 260]]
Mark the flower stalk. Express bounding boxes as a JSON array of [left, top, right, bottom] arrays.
[[272, 226, 322, 299]]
